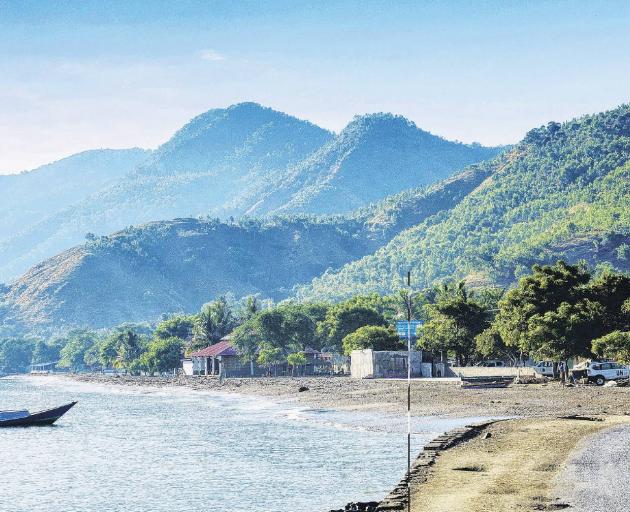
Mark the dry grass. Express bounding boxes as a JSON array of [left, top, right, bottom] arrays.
[[411, 416, 630, 512]]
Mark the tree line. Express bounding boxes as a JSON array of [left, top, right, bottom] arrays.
[[1, 261, 628, 374]]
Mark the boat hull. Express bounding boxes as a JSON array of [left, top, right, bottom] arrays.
[[0, 402, 77, 427]]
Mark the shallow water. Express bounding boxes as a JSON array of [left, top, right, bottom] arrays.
[[0, 376, 484, 512]]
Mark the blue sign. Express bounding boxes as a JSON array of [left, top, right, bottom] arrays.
[[396, 320, 423, 338]]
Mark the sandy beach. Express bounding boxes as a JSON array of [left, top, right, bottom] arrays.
[[66, 374, 630, 418]]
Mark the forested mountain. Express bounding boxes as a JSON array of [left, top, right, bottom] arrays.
[[299, 104, 630, 300], [245, 113, 499, 215], [0, 167, 490, 332], [0, 103, 496, 282], [2, 104, 628, 335]]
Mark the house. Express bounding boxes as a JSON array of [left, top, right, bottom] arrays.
[[350, 349, 423, 379], [190, 336, 257, 377]]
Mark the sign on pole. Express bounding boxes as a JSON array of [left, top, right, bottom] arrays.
[[396, 320, 423, 338]]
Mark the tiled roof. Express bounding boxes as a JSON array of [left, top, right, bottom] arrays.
[[190, 340, 238, 358]]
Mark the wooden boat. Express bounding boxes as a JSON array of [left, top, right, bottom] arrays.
[[460, 376, 514, 389], [0, 401, 77, 427]]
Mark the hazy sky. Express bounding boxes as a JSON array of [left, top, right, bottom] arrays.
[[1, 0, 629, 173]]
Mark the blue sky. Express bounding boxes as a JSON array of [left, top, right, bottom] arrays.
[[1, 0, 629, 173]]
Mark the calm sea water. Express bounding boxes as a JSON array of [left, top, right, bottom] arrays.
[[0, 376, 482, 512]]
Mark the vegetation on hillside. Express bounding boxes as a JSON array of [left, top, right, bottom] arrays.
[[301, 105, 630, 300]]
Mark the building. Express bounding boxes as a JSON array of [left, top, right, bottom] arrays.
[[190, 336, 257, 377], [350, 349, 423, 379]]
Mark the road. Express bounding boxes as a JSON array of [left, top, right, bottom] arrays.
[[555, 423, 630, 511]]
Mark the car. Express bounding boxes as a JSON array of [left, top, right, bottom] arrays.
[[475, 360, 506, 368], [571, 360, 629, 386], [532, 361, 555, 377]]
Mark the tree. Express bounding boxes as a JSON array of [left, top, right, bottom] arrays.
[[592, 331, 630, 363], [192, 296, 236, 349], [58, 330, 99, 371], [257, 344, 285, 376], [0, 338, 34, 372], [141, 337, 184, 375], [418, 282, 488, 365], [114, 330, 146, 372], [31, 338, 64, 364], [287, 352, 307, 376], [475, 327, 521, 365], [493, 261, 591, 356], [154, 315, 195, 341], [342, 325, 403, 356], [316, 300, 387, 351]]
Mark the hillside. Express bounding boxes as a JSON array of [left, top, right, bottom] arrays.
[[0, 148, 149, 243], [0, 167, 490, 332], [0, 103, 499, 283], [299, 105, 630, 300], [245, 113, 500, 215], [0, 104, 332, 282]]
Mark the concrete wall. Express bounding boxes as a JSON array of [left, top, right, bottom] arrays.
[[448, 366, 536, 378], [351, 349, 423, 379]]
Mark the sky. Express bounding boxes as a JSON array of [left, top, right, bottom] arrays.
[[1, 0, 630, 173]]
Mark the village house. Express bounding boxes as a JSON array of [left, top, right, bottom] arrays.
[[189, 336, 257, 377]]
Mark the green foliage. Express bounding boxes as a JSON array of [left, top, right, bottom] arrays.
[[58, 330, 100, 371], [342, 325, 403, 356], [141, 337, 184, 375], [0, 338, 35, 372], [154, 315, 195, 341], [489, 261, 629, 360], [592, 331, 630, 363], [418, 282, 488, 365], [316, 298, 388, 352], [302, 105, 630, 301], [286, 351, 307, 376], [192, 296, 236, 349]]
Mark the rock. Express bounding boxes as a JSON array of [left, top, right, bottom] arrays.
[[482, 432, 492, 439], [298, 385, 309, 392]]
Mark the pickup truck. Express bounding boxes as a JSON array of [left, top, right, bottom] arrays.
[[571, 360, 629, 386]]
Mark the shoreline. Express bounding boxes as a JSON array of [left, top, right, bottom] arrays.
[[40, 374, 630, 511], [62, 373, 630, 418]]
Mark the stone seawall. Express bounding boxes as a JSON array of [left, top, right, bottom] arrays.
[[329, 420, 498, 512]]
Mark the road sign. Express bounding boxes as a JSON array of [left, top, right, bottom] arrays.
[[395, 320, 423, 338]]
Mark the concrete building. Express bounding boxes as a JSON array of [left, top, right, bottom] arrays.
[[350, 349, 423, 379]]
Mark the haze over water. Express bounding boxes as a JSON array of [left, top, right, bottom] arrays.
[[0, 377, 480, 511]]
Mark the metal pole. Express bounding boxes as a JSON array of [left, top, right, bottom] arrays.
[[406, 270, 412, 512]]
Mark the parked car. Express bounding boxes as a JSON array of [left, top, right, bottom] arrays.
[[571, 360, 629, 386], [475, 360, 506, 368], [532, 361, 555, 377]]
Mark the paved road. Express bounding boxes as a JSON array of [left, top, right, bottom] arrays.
[[555, 423, 630, 511]]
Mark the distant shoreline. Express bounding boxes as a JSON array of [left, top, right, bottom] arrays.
[[60, 373, 630, 418]]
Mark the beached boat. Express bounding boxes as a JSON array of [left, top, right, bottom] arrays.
[[0, 401, 77, 427]]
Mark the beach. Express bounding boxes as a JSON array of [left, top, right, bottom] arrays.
[[67, 373, 630, 418]]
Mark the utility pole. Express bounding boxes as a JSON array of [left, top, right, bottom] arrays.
[[406, 270, 412, 512]]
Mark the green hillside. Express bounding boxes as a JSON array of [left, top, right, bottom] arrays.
[[0, 167, 489, 332], [299, 105, 630, 300]]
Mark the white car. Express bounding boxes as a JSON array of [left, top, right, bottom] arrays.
[[532, 361, 555, 377], [572, 360, 629, 386]]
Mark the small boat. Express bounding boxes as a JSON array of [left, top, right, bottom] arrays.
[[0, 401, 77, 427]]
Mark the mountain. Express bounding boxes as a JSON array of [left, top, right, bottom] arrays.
[[0, 103, 499, 283], [0, 148, 149, 242], [0, 103, 332, 282], [299, 104, 630, 300], [0, 167, 491, 332], [245, 113, 500, 215]]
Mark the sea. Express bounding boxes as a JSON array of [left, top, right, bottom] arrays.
[[0, 376, 483, 512]]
